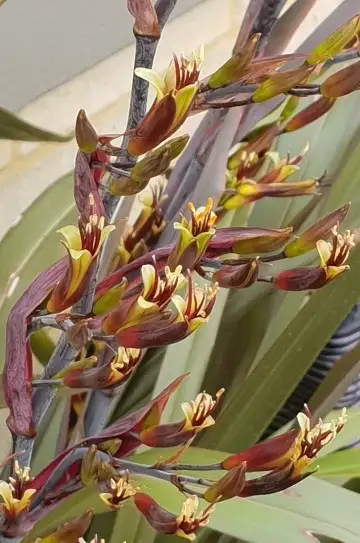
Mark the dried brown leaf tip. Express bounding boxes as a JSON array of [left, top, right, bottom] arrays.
[[128, 0, 160, 38]]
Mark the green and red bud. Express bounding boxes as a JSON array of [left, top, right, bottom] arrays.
[[252, 65, 313, 102], [305, 15, 360, 65], [284, 203, 350, 257], [108, 135, 189, 196], [283, 96, 336, 133], [204, 463, 246, 503], [75, 110, 98, 154], [321, 60, 360, 98], [223, 179, 317, 209], [207, 226, 293, 256], [207, 34, 260, 89], [213, 259, 259, 289]]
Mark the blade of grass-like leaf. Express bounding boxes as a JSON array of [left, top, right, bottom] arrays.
[[0, 108, 72, 142], [201, 244, 360, 452], [264, 0, 318, 56], [315, 449, 360, 478], [308, 343, 360, 420]]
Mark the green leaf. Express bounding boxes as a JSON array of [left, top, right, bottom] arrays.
[[131, 447, 360, 543], [30, 329, 56, 365], [205, 243, 360, 452], [0, 172, 75, 370], [315, 450, 360, 478], [0, 107, 73, 141]]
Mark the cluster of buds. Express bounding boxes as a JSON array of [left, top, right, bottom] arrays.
[[109, 178, 168, 270], [220, 140, 317, 213]]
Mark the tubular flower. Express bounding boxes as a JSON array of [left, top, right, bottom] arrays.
[[168, 198, 217, 270], [222, 408, 347, 480], [182, 389, 225, 431], [140, 389, 224, 448], [0, 477, 36, 520], [128, 48, 203, 156], [172, 278, 218, 335], [115, 277, 218, 348], [62, 347, 142, 390], [134, 493, 215, 541], [274, 226, 355, 291], [222, 143, 313, 211], [1, 462, 36, 517], [135, 47, 204, 100], [99, 473, 137, 510], [223, 178, 317, 210], [102, 261, 184, 334], [47, 197, 114, 313]]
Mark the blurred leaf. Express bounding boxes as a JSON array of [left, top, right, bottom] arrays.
[[30, 329, 56, 365], [0, 107, 73, 141], [315, 450, 360, 478], [265, 0, 317, 57], [203, 244, 360, 452], [0, 172, 75, 368]]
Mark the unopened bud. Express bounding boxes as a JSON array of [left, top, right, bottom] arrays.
[[75, 110, 98, 153], [204, 463, 246, 503]]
